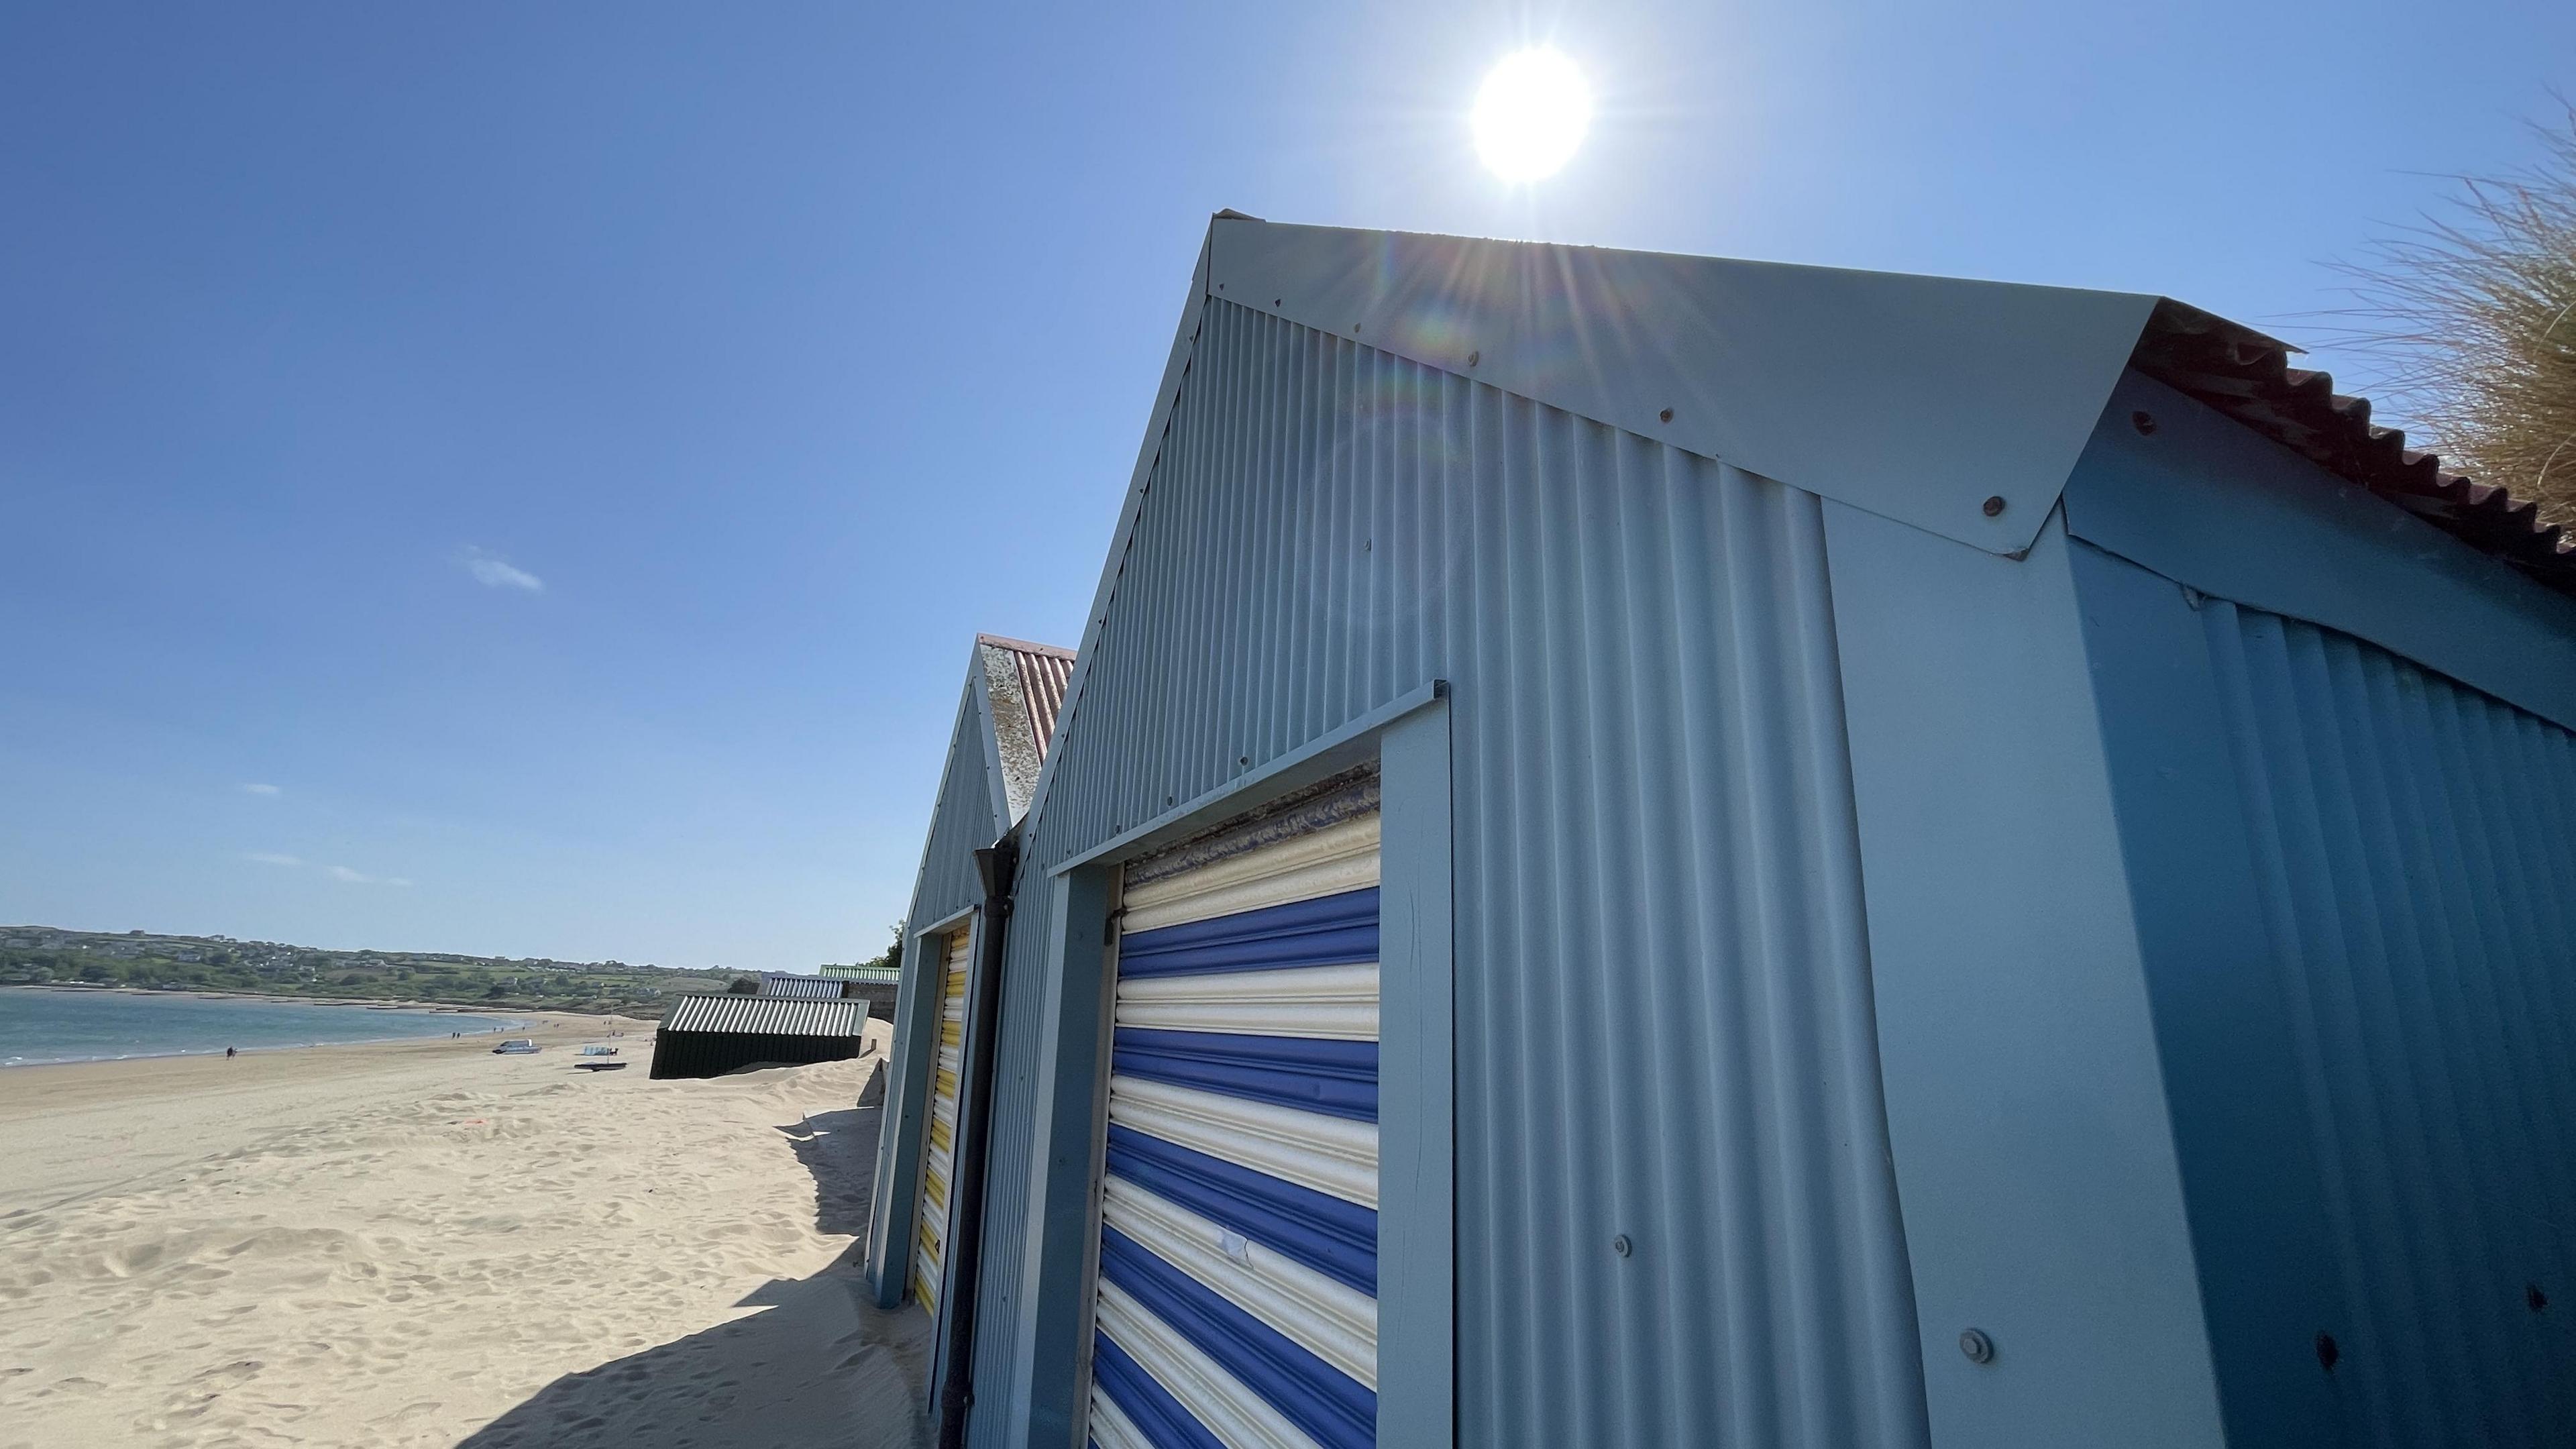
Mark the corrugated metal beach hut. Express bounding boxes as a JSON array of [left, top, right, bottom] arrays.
[[887, 215, 2576, 1449], [759, 971, 856, 998], [863, 635, 1075, 1322], [647, 992, 870, 1079], [759, 969, 900, 1020]]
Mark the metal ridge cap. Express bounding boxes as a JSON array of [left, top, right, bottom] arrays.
[[1205, 215, 2161, 558], [975, 632, 1075, 659]]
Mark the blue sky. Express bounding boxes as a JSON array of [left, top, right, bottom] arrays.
[[3, 2, 2570, 970]]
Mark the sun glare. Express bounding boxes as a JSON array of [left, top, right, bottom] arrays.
[[1472, 49, 1591, 184]]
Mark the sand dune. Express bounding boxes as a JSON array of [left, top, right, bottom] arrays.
[[0, 1016, 928, 1448]]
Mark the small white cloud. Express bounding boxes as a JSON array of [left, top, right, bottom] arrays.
[[327, 864, 413, 887], [460, 546, 544, 593], [247, 852, 302, 867], [240, 782, 281, 796]]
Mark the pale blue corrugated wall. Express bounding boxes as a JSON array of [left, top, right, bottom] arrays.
[[2201, 602, 2576, 1445], [912, 682, 1006, 938], [870, 680, 1007, 1301], [968, 299, 1930, 1446]]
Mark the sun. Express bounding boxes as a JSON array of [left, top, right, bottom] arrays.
[[1472, 49, 1591, 184]]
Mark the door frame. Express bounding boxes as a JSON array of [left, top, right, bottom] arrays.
[[1003, 680, 1454, 1448]]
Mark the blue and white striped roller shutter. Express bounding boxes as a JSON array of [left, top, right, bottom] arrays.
[[1087, 795, 1380, 1449]]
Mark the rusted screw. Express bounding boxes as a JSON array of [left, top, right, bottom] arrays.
[[1982, 495, 2007, 517], [2132, 410, 2157, 435], [1658, 408, 1674, 424], [1467, 350, 1480, 367], [2315, 1332, 2340, 1373]]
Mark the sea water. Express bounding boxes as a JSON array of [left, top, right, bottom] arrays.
[[0, 988, 524, 1067]]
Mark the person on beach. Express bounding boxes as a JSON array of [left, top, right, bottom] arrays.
[[225, 1046, 235, 1059]]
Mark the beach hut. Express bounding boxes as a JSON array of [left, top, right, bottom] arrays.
[[804, 963, 904, 1021], [864, 635, 1075, 1325], [646, 992, 870, 1080], [757, 971, 856, 999], [883, 215, 2576, 1449]]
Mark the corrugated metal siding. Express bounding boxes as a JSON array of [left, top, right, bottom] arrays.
[[967, 861, 1059, 1419], [649, 1031, 865, 1080], [760, 973, 853, 998], [2200, 602, 2576, 1446], [912, 680, 1007, 940], [661, 994, 869, 1036], [969, 298, 1928, 1446]]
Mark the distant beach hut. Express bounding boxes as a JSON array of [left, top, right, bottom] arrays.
[[757, 971, 858, 998], [646, 993, 871, 1080], [760, 969, 900, 1021]]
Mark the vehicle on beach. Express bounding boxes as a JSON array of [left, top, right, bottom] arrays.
[[492, 1039, 540, 1055], [578, 1045, 619, 1056]]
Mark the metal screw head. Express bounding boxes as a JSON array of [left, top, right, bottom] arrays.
[[1981, 495, 2007, 518], [1958, 1328, 1995, 1364], [1610, 1234, 1632, 1258], [2132, 410, 2158, 436], [1658, 407, 1674, 424], [1467, 350, 1480, 367]]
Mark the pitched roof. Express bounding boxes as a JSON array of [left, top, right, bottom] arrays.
[[1018, 216, 2576, 839], [661, 993, 867, 1036], [977, 633, 1075, 821], [2129, 299, 2573, 590], [757, 971, 859, 998], [979, 635, 1075, 758]]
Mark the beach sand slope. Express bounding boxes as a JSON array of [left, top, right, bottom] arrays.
[[0, 1018, 929, 1448]]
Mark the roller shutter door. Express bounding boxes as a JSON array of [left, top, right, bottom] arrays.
[[1086, 784, 1381, 1449], [914, 926, 973, 1314]]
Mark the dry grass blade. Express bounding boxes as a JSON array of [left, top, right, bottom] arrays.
[[2328, 103, 2576, 526]]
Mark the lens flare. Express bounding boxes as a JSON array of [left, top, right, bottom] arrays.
[[1472, 49, 1591, 183]]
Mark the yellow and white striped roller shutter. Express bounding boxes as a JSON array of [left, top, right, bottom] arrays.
[[1086, 778, 1381, 1449], [914, 926, 973, 1315]]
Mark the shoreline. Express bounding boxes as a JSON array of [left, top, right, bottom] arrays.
[[0, 988, 633, 1071], [0, 1013, 653, 1133], [3, 979, 637, 1014]]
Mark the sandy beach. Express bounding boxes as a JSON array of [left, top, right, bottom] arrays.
[[0, 1014, 929, 1448]]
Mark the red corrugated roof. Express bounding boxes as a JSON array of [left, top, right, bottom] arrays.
[[2130, 299, 2576, 598], [977, 634, 1075, 761]]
